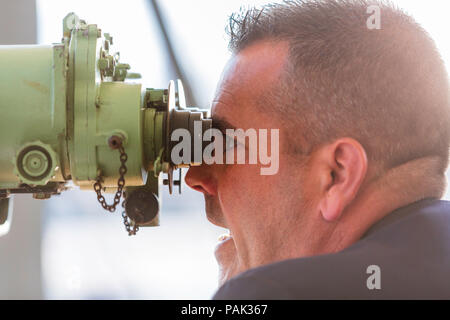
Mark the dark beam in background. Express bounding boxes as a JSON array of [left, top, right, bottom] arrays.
[[148, 0, 198, 107]]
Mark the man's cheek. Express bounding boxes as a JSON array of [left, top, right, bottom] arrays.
[[220, 164, 270, 216], [218, 165, 252, 203], [223, 164, 260, 193]]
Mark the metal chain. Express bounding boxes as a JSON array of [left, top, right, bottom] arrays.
[[93, 137, 138, 236], [93, 143, 128, 212], [121, 199, 139, 236]]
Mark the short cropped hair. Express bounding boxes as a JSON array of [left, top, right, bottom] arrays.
[[227, 0, 450, 173]]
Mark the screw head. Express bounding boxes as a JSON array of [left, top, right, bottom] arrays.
[[108, 135, 122, 149]]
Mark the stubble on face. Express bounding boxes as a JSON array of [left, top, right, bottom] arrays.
[[204, 194, 227, 228]]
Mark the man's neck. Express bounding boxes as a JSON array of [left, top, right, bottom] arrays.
[[329, 155, 447, 252]]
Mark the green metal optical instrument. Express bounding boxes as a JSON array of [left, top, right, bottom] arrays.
[[0, 13, 211, 236]]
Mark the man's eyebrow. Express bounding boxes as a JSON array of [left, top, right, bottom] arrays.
[[212, 117, 236, 132]]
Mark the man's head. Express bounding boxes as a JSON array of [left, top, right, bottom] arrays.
[[185, 0, 450, 282]]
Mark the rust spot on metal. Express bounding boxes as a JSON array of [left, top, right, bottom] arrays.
[[108, 135, 123, 149], [23, 80, 50, 95]]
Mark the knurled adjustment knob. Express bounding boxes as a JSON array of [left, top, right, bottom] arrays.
[[13, 141, 58, 186]]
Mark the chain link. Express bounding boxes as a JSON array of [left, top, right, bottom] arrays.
[[122, 199, 139, 236], [93, 140, 137, 235], [93, 145, 128, 212]]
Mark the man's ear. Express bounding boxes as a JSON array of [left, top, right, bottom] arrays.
[[318, 138, 368, 222]]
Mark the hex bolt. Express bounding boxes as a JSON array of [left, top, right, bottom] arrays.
[[33, 193, 51, 200]]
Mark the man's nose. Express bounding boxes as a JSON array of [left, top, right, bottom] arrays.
[[185, 165, 217, 196]]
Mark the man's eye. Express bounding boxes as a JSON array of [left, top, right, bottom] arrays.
[[222, 135, 247, 153], [223, 135, 236, 152]]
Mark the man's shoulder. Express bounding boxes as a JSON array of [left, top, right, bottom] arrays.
[[213, 199, 450, 299]]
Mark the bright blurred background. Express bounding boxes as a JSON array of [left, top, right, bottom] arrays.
[[0, 0, 449, 299]]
